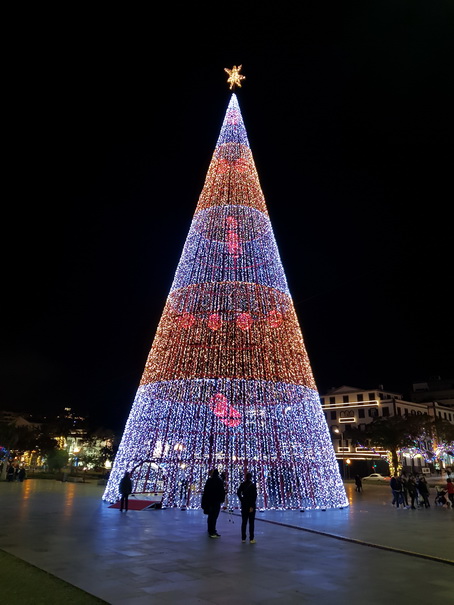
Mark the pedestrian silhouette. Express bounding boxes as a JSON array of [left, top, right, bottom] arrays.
[[417, 475, 430, 508], [6, 464, 15, 482], [355, 475, 362, 492], [201, 469, 225, 538], [237, 472, 258, 543], [119, 471, 132, 512]]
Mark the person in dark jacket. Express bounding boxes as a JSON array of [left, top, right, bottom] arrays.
[[6, 464, 15, 482], [390, 473, 404, 508], [400, 472, 409, 507], [416, 475, 430, 508], [354, 475, 362, 493], [202, 469, 225, 538], [119, 471, 133, 512], [237, 472, 258, 543], [407, 474, 419, 509]]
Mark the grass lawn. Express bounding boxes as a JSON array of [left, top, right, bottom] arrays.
[[0, 549, 108, 604]]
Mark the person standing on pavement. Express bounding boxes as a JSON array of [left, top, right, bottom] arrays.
[[119, 471, 133, 512], [6, 464, 15, 482], [202, 469, 225, 538], [390, 473, 404, 508], [237, 472, 257, 543], [417, 474, 430, 508], [354, 475, 362, 493], [400, 472, 409, 507], [407, 474, 419, 509], [445, 478, 454, 508]]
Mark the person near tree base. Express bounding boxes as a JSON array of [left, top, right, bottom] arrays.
[[119, 471, 132, 512], [237, 472, 258, 543], [201, 469, 225, 538]]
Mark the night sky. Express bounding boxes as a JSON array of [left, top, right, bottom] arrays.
[[4, 4, 453, 431]]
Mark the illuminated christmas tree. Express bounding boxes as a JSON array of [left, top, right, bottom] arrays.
[[104, 68, 348, 510]]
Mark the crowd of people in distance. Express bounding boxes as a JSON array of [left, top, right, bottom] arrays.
[[390, 471, 454, 510], [1, 463, 26, 482]]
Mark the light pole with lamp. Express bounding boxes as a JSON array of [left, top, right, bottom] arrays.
[[334, 428, 345, 479]]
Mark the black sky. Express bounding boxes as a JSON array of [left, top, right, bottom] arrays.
[[3, 4, 453, 431]]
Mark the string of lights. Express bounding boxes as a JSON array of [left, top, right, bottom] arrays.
[[103, 92, 348, 510]]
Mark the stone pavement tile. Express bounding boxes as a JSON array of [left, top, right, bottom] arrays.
[[0, 480, 452, 605]]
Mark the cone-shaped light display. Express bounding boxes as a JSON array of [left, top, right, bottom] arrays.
[[103, 93, 348, 510]]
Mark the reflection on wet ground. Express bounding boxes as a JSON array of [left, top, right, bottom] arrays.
[[0, 479, 452, 604]]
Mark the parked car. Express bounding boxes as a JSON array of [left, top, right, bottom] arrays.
[[362, 473, 391, 483]]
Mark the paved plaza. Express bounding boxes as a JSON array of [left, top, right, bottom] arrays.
[[0, 478, 452, 604]]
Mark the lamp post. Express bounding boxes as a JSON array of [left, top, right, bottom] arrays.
[[334, 428, 345, 479]]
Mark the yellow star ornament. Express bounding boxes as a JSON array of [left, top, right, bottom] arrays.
[[224, 65, 246, 90]]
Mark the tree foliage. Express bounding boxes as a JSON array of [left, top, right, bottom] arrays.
[[344, 414, 434, 471], [0, 422, 19, 450], [433, 418, 454, 446], [46, 449, 69, 471]]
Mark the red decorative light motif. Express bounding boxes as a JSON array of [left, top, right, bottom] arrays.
[[234, 157, 248, 172], [267, 309, 283, 328], [217, 159, 231, 174], [236, 312, 253, 331], [209, 393, 242, 427], [179, 312, 196, 328], [217, 157, 248, 174], [226, 216, 241, 258], [207, 313, 223, 331]]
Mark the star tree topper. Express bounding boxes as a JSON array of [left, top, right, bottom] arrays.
[[224, 65, 245, 90]]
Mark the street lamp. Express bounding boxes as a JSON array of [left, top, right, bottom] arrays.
[[334, 428, 345, 479]]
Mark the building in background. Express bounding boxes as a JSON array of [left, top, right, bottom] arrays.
[[410, 377, 454, 409], [321, 385, 454, 478], [0, 407, 115, 476]]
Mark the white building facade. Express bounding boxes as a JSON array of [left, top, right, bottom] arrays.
[[320, 385, 454, 478]]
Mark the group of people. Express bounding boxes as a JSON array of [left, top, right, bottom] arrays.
[[118, 468, 258, 542], [390, 471, 453, 509], [202, 469, 257, 543], [4, 464, 26, 482]]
